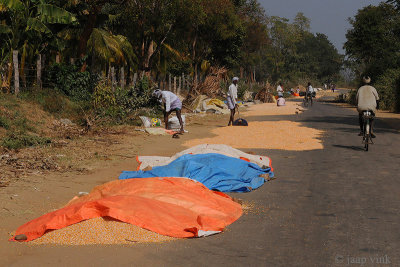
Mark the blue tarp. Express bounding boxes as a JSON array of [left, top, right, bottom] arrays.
[[119, 153, 274, 193]]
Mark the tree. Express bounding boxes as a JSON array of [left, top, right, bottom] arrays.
[[344, 3, 400, 77], [294, 12, 310, 32], [0, 0, 77, 87]]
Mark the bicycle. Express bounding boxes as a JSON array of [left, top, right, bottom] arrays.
[[303, 93, 313, 107], [362, 110, 374, 151]]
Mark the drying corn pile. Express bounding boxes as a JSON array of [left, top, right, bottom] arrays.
[[243, 102, 304, 117], [183, 121, 324, 151], [241, 201, 270, 215], [254, 83, 275, 103], [30, 217, 175, 245]]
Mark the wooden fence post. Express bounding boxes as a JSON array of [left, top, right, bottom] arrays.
[[120, 66, 125, 89], [13, 50, 19, 95], [111, 66, 116, 90], [168, 73, 171, 91], [132, 72, 138, 88], [178, 76, 181, 95], [174, 76, 177, 93], [36, 54, 42, 89]]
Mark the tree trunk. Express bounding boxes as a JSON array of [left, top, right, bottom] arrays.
[[13, 50, 19, 95], [20, 42, 27, 89], [6, 52, 13, 92], [143, 41, 154, 77], [78, 11, 99, 72]]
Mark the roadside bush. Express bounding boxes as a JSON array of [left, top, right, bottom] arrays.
[[45, 63, 95, 102], [346, 89, 357, 105], [0, 115, 10, 129], [93, 76, 162, 124], [2, 132, 51, 150], [374, 68, 400, 112]]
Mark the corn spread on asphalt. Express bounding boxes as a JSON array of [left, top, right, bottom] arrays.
[[30, 217, 175, 245], [184, 121, 324, 151], [243, 102, 304, 117]]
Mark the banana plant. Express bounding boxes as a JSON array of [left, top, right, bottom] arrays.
[[0, 0, 77, 87]]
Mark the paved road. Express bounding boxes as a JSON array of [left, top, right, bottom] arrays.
[[6, 100, 400, 267]]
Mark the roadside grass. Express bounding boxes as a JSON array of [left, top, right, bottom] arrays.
[[0, 94, 52, 150]]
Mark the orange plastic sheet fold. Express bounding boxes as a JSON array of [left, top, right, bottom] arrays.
[[10, 178, 242, 242]]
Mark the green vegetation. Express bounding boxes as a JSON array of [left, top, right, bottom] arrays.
[[1, 132, 50, 150], [0, 0, 343, 89], [0, 94, 51, 150], [344, 1, 400, 111], [93, 76, 162, 124]]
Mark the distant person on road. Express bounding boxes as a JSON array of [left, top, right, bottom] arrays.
[[277, 95, 286, 106], [331, 84, 336, 92], [227, 77, 239, 126], [277, 82, 284, 97], [356, 76, 380, 138], [152, 89, 184, 133]]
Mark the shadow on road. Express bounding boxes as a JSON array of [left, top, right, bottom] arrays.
[[332, 144, 365, 151]]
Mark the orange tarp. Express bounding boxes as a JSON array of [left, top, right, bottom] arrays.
[[10, 178, 242, 242]]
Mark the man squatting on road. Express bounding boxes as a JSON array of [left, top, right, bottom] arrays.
[[227, 77, 239, 126], [152, 89, 184, 133], [356, 76, 380, 138]]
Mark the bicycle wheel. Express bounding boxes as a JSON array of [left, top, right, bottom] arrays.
[[364, 120, 370, 151], [303, 98, 308, 107]]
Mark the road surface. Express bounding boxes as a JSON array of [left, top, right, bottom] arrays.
[[4, 99, 400, 267]]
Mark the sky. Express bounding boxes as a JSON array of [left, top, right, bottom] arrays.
[[259, 0, 384, 54]]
